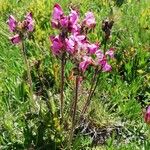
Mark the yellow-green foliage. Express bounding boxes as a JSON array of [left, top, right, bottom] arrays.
[[140, 7, 150, 29]]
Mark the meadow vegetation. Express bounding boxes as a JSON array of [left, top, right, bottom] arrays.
[[0, 0, 150, 149]]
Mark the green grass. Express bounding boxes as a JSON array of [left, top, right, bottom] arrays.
[[0, 0, 150, 149]]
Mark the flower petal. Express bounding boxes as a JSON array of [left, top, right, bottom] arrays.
[[25, 12, 34, 32], [65, 37, 75, 54], [60, 16, 68, 27], [102, 62, 112, 72], [106, 48, 114, 58], [10, 34, 21, 44], [69, 10, 78, 25], [50, 35, 64, 56], [52, 3, 63, 20], [7, 15, 17, 32], [83, 12, 96, 28], [79, 56, 92, 72], [87, 43, 99, 54]]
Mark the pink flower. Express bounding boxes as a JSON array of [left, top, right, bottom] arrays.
[[105, 48, 114, 58], [79, 56, 92, 72], [69, 10, 78, 25], [87, 43, 99, 54], [65, 36, 75, 54], [65, 34, 86, 54], [144, 106, 150, 124], [75, 34, 87, 52], [95, 50, 112, 72], [74, 34, 86, 42], [68, 10, 79, 32], [51, 4, 81, 33], [51, 4, 64, 29], [51, 19, 59, 28], [51, 4, 69, 29], [83, 12, 96, 28], [71, 23, 81, 33], [25, 12, 32, 20], [97, 55, 107, 69], [102, 62, 112, 72], [50, 35, 64, 56], [10, 34, 21, 44], [24, 12, 34, 32], [52, 4, 63, 20], [59, 16, 68, 28], [7, 15, 17, 32], [8, 13, 34, 33], [8, 12, 34, 45], [95, 50, 104, 61]]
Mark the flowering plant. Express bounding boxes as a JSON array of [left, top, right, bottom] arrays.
[[7, 4, 115, 147], [50, 3, 115, 146], [7, 12, 35, 105]]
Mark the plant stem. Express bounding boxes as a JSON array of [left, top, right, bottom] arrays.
[[80, 69, 98, 118], [87, 73, 100, 107], [80, 72, 100, 119], [69, 76, 79, 147], [21, 40, 34, 103], [60, 53, 65, 124]]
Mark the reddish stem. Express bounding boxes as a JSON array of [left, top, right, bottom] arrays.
[[80, 69, 98, 118]]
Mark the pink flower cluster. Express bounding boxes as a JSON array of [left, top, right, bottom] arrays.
[[50, 4, 114, 73], [7, 12, 34, 44]]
